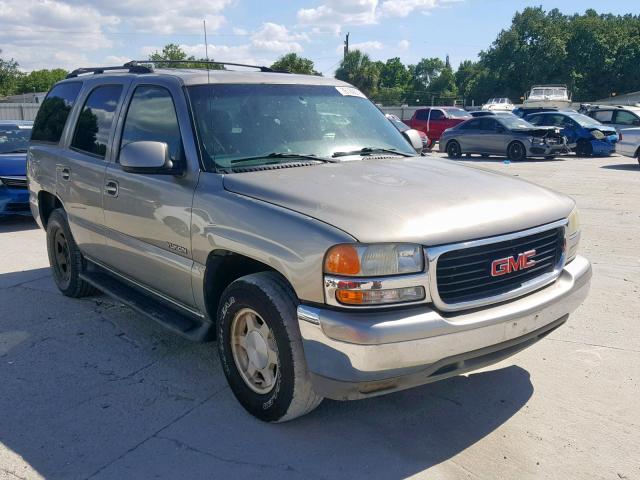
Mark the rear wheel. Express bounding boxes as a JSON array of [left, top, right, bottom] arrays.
[[217, 272, 322, 422], [576, 139, 593, 156], [507, 141, 526, 161], [46, 209, 97, 297], [481, 154, 490, 158], [446, 140, 462, 159]]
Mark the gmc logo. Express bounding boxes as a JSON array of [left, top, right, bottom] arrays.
[[491, 249, 537, 277]]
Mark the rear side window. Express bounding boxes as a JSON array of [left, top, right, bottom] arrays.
[[614, 110, 640, 126], [592, 110, 613, 123], [120, 86, 183, 162], [31, 82, 82, 143], [415, 109, 429, 121], [459, 119, 481, 130], [71, 85, 123, 158]]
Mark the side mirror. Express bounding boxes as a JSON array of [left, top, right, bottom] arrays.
[[402, 129, 424, 153], [119, 141, 180, 175]]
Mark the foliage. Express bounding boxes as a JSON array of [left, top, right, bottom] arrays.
[[0, 52, 21, 97], [270, 53, 320, 75], [148, 43, 224, 69], [16, 69, 68, 94]]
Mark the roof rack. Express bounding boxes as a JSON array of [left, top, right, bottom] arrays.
[[66, 63, 153, 78], [126, 60, 279, 73]]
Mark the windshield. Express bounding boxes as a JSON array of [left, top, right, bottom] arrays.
[[567, 113, 603, 128], [188, 84, 415, 169], [0, 126, 31, 154], [499, 116, 535, 130], [447, 108, 472, 119]]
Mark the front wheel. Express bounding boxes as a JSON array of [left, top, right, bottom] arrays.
[[217, 272, 322, 422], [46, 209, 97, 297], [576, 139, 593, 156], [507, 141, 526, 161], [446, 140, 462, 159]]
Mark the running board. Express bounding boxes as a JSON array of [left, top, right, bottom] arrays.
[[80, 266, 212, 342]]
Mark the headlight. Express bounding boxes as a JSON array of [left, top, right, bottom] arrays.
[[324, 243, 424, 277], [528, 136, 545, 145], [591, 130, 605, 140], [566, 207, 580, 263], [324, 243, 426, 306]]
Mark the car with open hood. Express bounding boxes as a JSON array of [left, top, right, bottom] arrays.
[[439, 115, 567, 161], [28, 62, 591, 422]]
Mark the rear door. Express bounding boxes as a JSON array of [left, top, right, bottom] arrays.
[[455, 118, 483, 152], [50, 80, 129, 261], [477, 118, 507, 154], [102, 79, 201, 308], [427, 109, 446, 139]]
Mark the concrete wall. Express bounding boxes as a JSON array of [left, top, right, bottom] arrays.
[[0, 104, 40, 121]]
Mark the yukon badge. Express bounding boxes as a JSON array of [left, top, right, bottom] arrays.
[[168, 242, 188, 254], [491, 250, 536, 277]]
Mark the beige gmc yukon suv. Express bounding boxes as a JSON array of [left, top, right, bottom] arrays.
[[27, 62, 591, 422]]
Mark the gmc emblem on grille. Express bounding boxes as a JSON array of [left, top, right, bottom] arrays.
[[491, 249, 537, 277]]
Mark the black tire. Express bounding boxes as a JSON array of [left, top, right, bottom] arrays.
[[576, 139, 593, 156], [46, 209, 97, 297], [481, 154, 490, 158], [217, 271, 322, 422], [446, 140, 462, 159], [545, 155, 555, 160], [507, 141, 526, 161]]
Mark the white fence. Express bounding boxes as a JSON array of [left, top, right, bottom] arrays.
[[0, 104, 40, 121]]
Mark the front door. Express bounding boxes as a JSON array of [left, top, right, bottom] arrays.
[[102, 82, 200, 308]]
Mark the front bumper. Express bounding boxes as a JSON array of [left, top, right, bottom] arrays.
[[591, 139, 616, 156], [298, 255, 591, 400], [0, 186, 30, 215]]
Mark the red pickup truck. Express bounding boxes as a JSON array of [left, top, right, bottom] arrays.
[[405, 107, 471, 141]]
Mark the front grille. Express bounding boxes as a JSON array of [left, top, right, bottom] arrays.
[[435, 227, 564, 305], [0, 176, 27, 188]]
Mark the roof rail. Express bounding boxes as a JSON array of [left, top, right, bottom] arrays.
[[66, 63, 153, 78], [126, 60, 279, 73]]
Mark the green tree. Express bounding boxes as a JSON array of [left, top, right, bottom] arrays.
[[429, 65, 458, 102], [335, 50, 380, 97], [149, 43, 224, 69], [0, 51, 21, 96], [16, 69, 68, 94], [271, 53, 320, 75]]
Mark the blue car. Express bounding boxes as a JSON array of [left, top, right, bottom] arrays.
[[0, 121, 33, 215], [525, 111, 618, 156]]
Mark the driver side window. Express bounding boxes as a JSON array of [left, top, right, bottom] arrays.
[[120, 86, 184, 163]]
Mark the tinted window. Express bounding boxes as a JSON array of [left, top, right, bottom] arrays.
[[415, 109, 430, 121], [478, 118, 498, 130], [430, 110, 444, 120], [526, 115, 544, 126], [71, 85, 123, 158], [614, 110, 640, 126], [0, 126, 32, 154], [592, 110, 613, 123], [120, 86, 183, 162], [31, 82, 82, 143], [459, 119, 481, 130]]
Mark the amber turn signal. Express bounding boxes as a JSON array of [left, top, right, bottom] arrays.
[[324, 244, 360, 275]]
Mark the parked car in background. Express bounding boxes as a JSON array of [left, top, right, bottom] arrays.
[[470, 110, 516, 118], [385, 113, 432, 152], [585, 105, 640, 132], [615, 127, 640, 165], [481, 97, 514, 111], [439, 115, 566, 161], [405, 107, 471, 142], [523, 85, 572, 109], [0, 121, 33, 215], [28, 62, 590, 422], [525, 111, 618, 156]]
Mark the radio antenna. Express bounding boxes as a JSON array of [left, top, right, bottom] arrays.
[[203, 19, 210, 83]]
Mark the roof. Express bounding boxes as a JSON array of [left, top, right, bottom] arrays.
[[61, 66, 351, 88]]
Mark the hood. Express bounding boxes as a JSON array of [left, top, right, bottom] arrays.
[[0, 153, 27, 176], [223, 157, 574, 246]]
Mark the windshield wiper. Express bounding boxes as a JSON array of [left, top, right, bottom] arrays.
[[331, 147, 413, 158], [230, 152, 337, 165]]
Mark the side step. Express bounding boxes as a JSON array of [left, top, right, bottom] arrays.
[[80, 266, 212, 342]]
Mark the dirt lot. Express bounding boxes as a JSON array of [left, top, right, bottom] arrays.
[[1, 153, 638, 480]]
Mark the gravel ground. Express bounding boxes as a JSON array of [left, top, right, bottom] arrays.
[[0, 152, 638, 480]]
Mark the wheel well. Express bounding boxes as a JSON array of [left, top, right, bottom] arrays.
[[203, 250, 280, 332], [38, 191, 63, 227], [634, 146, 640, 158]]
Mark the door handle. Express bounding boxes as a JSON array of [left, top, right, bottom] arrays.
[[105, 180, 119, 197], [60, 167, 71, 181]]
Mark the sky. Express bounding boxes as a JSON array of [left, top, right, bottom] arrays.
[[1, 0, 638, 76]]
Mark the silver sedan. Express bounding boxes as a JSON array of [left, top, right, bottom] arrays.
[[439, 115, 567, 161]]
